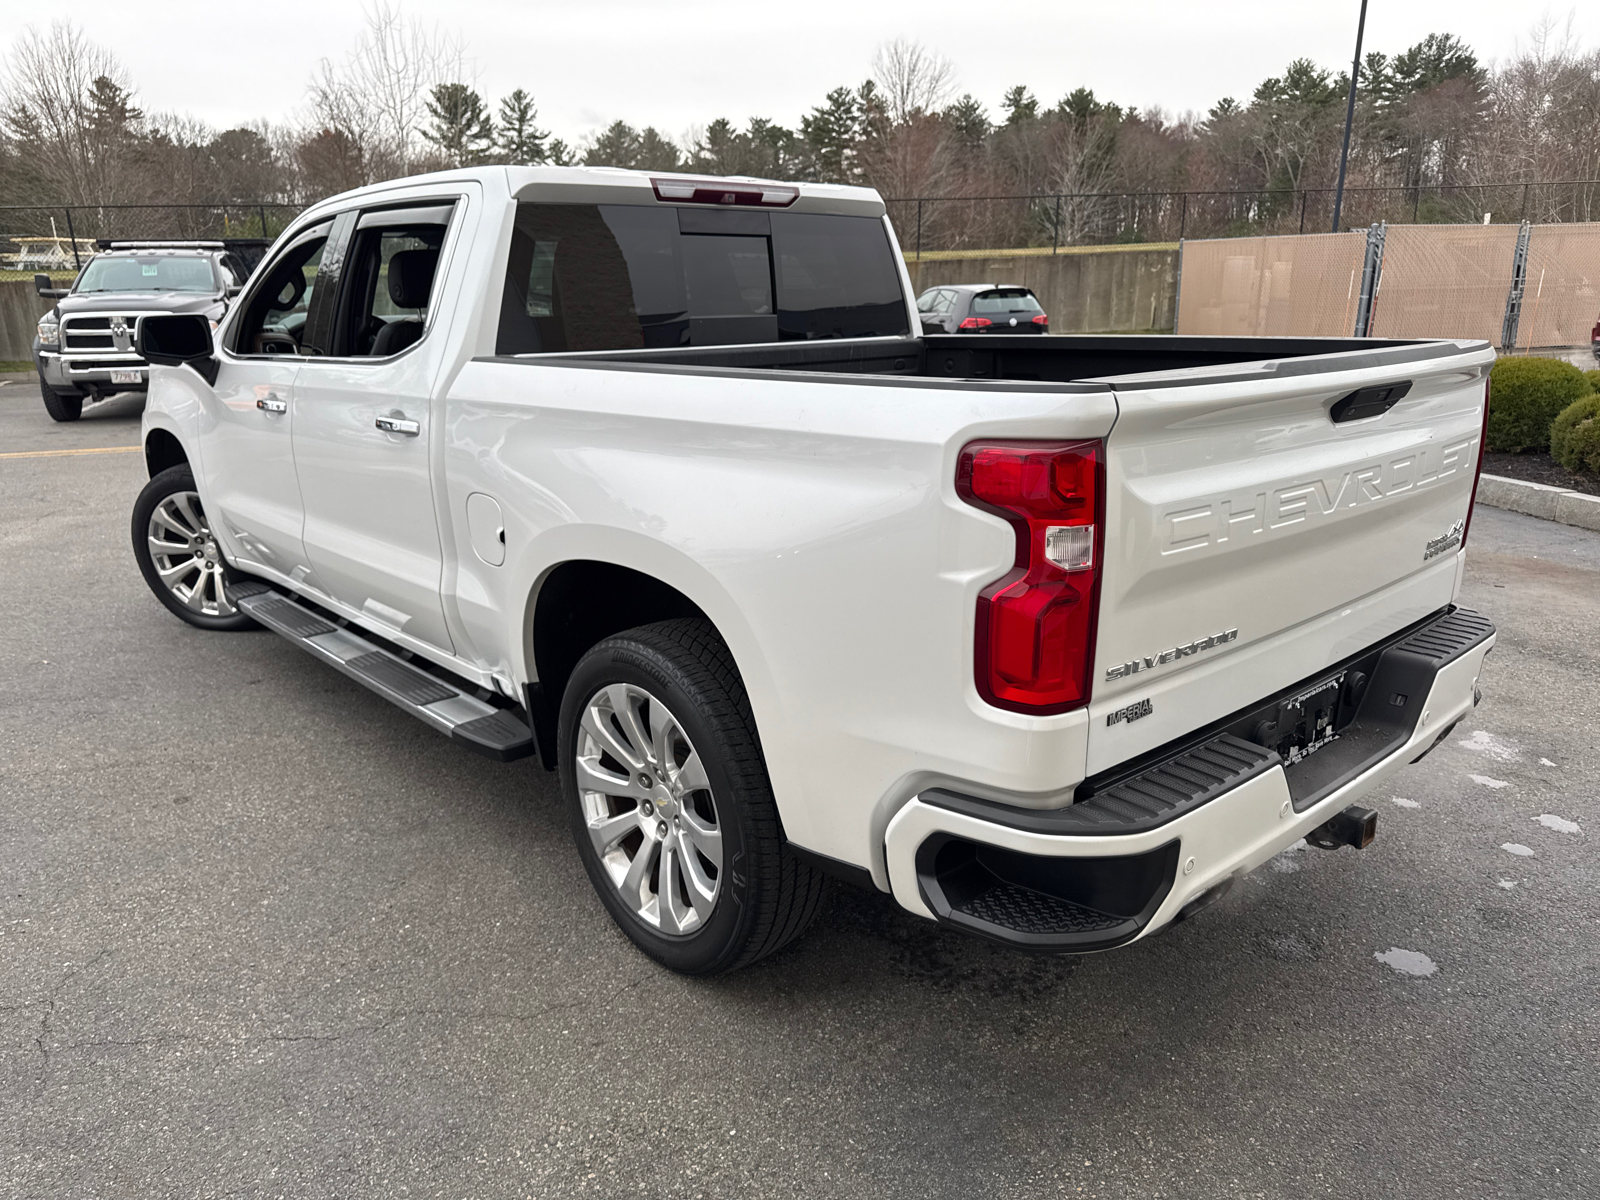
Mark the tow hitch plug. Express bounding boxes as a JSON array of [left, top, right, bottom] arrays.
[[1305, 805, 1378, 851]]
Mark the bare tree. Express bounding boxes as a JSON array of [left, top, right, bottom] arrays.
[[1471, 17, 1600, 219], [0, 21, 139, 205], [1044, 118, 1119, 243], [871, 39, 955, 125], [307, 1, 466, 180]]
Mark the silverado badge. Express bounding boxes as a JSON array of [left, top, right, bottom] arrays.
[[1105, 628, 1238, 681]]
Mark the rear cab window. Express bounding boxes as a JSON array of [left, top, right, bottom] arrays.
[[971, 289, 1042, 315], [496, 203, 908, 354]]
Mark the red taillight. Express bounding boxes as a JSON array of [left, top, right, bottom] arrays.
[[958, 317, 992, 330], [956, 440, 1103, 714], [1032, 314, 1048, 325], [1462, 376, 1492, 550], [650, 177, 799, 207]]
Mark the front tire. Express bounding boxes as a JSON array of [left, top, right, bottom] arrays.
[[558, 619, 827, 975], [39, 373, 83, 422], [131, 465, 257, 631]]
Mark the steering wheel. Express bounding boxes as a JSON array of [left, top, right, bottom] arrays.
[[254, 331, 301, 355]]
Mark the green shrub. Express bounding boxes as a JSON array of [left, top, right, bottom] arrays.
[[1586, 368, 1600, 394], [1486, 356, 1594, 453], [1550, 393, 1600, 475]]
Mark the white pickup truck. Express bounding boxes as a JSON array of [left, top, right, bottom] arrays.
[[132, 166, 1496, 975]]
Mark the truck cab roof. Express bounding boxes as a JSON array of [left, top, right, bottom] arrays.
[[291, 165, 888, 229]]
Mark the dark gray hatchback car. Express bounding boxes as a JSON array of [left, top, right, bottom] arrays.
[[915, 284, 1049, 334]]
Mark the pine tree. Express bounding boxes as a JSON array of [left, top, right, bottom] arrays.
[[944, 94, 989, 149], [85, 75, 142, 141], [800, 86, 861, 183], [496, 89, 549, 164], [584, 120, 642, 168], [1001, 85, 1039, 126], [695, 118, 739, 174], [636, 127, 683, 171], [422, 82, 494, 167]]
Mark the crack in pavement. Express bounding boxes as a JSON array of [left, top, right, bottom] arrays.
[[33, 949, 110, 1078]]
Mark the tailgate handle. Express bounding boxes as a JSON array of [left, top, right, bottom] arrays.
[[1330, 381, 1411, 423]]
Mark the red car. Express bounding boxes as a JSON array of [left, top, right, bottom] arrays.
[[1592, 315, 1599, 363]]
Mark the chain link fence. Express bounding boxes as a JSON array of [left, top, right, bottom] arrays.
[[1516, 223, 1600, 351], [1367, 224, 1523, 344], [888, 181, 1600, 257], [1174, 232, 1367, 338], [0, 204, 300, 281], [1178, 221, 1600, 349]]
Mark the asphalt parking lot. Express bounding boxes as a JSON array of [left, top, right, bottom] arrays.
[[2, 374, 1596, 1199]]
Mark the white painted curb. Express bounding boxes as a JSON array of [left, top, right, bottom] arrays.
[[1476, 473, 1600, 533]]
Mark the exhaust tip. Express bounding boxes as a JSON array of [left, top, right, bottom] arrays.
[[1306, 805, 1378, 851]]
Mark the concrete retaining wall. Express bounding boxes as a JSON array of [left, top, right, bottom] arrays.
[[905, 245, 1179, 334], [0, 280, 53, 363]]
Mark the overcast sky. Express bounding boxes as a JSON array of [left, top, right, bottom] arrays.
[[11, 1, 1597, 143]]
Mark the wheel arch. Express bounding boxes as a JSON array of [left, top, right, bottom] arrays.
[[516, 539, 775, 776], [144, 427, 189, 478]]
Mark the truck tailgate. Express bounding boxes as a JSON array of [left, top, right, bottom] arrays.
[[1087, 343, 1492, 774]]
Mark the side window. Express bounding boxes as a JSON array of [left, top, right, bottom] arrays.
[[229, 226, 331, 356], [916, 291, 937, 313], [498, 204, 660, 354], [938, 290, 957, 313], [330, 204, 455, 358]]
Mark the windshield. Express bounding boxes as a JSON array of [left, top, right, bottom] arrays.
[[971, 289, 1043, 315], [75, 255, 217, 294]]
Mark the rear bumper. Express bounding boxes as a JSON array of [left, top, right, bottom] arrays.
[[884, 607, 1495, 951]]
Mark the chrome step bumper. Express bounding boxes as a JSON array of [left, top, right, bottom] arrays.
[[231, 581, 535, 761], [886, 605, 1496, 951]]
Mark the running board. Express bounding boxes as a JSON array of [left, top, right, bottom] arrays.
[[231, 581, 536, 762]]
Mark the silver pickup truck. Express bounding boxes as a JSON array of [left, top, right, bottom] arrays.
[[33, 239, 265, 421]]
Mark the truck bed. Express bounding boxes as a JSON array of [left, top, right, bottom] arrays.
[[490, 332, 1476, 389]]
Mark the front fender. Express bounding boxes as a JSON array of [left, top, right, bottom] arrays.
[[140, 365, 207, 480]]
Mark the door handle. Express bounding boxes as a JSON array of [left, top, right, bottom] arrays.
[[375, 415, 421, 436], [256, 395, 288, 413]]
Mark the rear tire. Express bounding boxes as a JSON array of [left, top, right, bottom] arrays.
[[131, 465, 258, 631], [39, 373, 83, 422], [558, 619, 827, 975]]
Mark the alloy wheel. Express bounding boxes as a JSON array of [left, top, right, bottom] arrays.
[[575, 683, 723, 935], [145, 491, 237, 618]]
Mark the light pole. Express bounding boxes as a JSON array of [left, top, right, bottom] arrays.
[[1331, 0, 1370, 233]]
